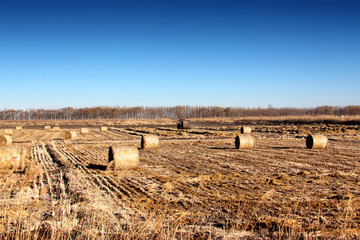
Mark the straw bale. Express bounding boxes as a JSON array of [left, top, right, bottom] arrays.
[[64, 131, 77, 140], [16, 126, 23, 131], [240, 126, 252, 134], [44, 126, 51, 130], [53, 126, 60, 132], [80, 128, 89, 135], [306, 134, 328, 149], [0, 135, 12, 146], [141, 135, 159, 149], [100, 126, 108, 132], [235, 134, 255, 149], [107, 146, 139, 170]]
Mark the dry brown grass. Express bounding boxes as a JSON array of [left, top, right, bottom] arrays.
[[188, 115, 360, 126], [4, 129, 14, 135], [0, 118, 359, 239], [0, 146, 26, 170]]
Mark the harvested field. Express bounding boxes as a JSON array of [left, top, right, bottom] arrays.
[[0, 118, 359, 239]]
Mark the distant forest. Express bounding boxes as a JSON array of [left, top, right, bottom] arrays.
[[1, 105, 360, 121]]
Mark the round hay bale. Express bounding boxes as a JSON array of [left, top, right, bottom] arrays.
[[4, 129, 14, 135], [64, 131, 77, 140], [235, 135, 255, 149], [44, 126, 51, 130], [141, 135, 159, 149], [240, 126, 252, 134], [16, 126, 23, 131], [107, 146, 139, 170], [80, 128, 89, 135], [0, 135, 12, 146], [100, 126, 108, 132], [0, 147, 26, 170], [306, 134, 328, 149], [53, 126, 60, 132]]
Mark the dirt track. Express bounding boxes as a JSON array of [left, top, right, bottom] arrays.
[[0, 121, 359, 239]]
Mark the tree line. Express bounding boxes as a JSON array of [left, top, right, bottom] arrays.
[[0, 105, 359, 121]]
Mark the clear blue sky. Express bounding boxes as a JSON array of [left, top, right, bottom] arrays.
[[1, 0, 359, 109]]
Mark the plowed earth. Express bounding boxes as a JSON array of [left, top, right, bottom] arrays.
[[0, 121, 359, 239]]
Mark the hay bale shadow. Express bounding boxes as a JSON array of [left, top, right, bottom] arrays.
[[209, 147, 235, 150], [87, 164, 107, 171]]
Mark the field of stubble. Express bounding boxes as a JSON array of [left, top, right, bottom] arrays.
[[0, 119, 359, 239]]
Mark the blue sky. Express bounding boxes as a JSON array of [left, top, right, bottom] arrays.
[[1, 0, 359, 109]]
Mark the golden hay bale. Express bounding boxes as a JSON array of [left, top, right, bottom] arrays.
[[4, 129, 14, 135], [235, 135, 255, 149], [100, 126, 108, 132], [0, 135, 12, 146], [306, 134, 328, 149], [80, 128, 89, 135], [64, 131, 77, 140], [240, 126, 252, 134], [16, 126, 23, 131], [53, 126, 60, 132], [44, 126, 51, 130], [107, 146, 139, 170], [141, 135, 159, 149], [0, 147, 27, 170]]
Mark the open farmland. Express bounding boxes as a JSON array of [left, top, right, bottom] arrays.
[[0, 118, 360, 239]]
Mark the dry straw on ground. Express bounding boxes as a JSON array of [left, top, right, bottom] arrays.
[[0, 119, 359, 239], [240, 126, 252, 134], [107, 146, 139, 170], [80, 128, 89, 135], [0, 135, 12, 146], [64, 131, 77, 140], [235, 134, 255, 149], [4, 129, 14, 135], [100, 126, 108, 132], [0, 147, 27, 170], [141, 135, 159, 149], [306, 134, 328, 149]]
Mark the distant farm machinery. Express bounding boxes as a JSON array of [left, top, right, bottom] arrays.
[[177, 118, 191, 130]]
